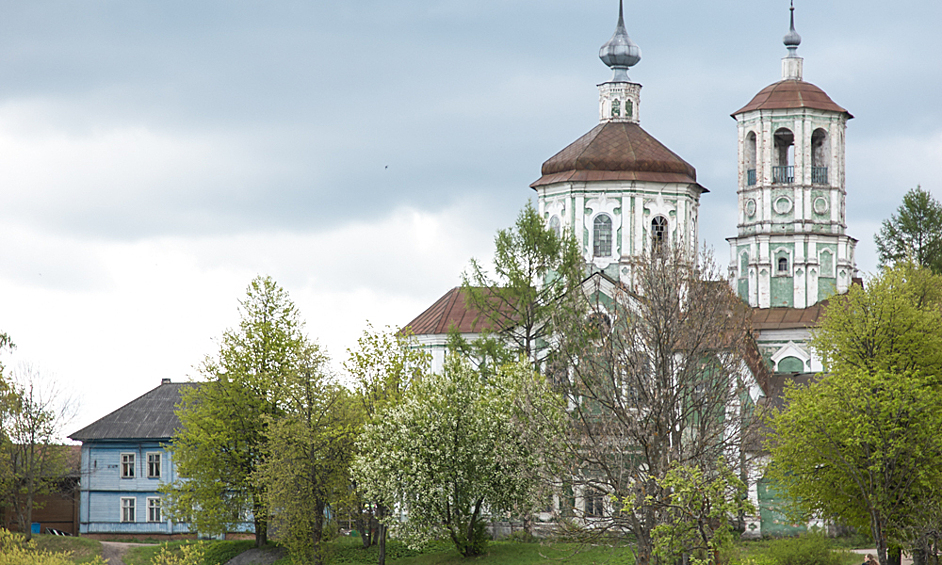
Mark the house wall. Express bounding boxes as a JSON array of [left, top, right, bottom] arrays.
[[79, 439, 190, 535], [1, 482, 79, 535]]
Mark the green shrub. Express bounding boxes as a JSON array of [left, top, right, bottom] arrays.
[[151, 542, 205, 565], [506, 529, 536, 544], [0, 529, 107, 565], [763, 532, 849, 565], [329, 537, 451, 564], [201, 540, 256, 565]]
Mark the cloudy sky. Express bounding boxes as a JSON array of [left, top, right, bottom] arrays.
[[0, 0, 939, 434]]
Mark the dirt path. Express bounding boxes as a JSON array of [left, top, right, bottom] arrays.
[[223, 547, 286, 565], [100, 541, 151, 565]]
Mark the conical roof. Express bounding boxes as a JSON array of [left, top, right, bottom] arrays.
[[531, 121, 704, 190]]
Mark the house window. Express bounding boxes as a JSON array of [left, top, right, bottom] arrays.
[[121, 497, 136, 522], [121, 453, 135, 478], [585, 488, 605, 517], [593, 215, 612, 257], [147, 498, 161, 522], [778, 257, 788, 273], [147, 453, 161, 479]]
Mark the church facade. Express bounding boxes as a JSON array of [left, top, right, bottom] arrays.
[[405, 1, 857, 538]]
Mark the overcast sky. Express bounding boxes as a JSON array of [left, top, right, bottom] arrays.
[[0, 0, 939, 435]]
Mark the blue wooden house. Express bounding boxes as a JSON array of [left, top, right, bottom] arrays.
[[69, 379, 192, 536]]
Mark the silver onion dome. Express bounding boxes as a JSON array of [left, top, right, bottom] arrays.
[[600, 0, 641, 82], [783, 0, 802, 54]]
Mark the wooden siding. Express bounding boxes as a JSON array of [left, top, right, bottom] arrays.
[[79, 439, 253, 535]]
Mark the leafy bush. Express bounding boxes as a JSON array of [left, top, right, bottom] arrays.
[[0, 529, 106, 565], [755, 532, 850, 565], [329, 537, 451, 564], [151, 542, 204, 565]]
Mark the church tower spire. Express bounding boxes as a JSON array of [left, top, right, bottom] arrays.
[[782, 1, 803, 80], [598, 0, 642, 124]]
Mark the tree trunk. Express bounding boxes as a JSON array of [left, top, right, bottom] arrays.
[[889, 547, 902, 565], [254, 498, 268, 547], [312, 499, 326, 565], [377, 503, 388, 565]]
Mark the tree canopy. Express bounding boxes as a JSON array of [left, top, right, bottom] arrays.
[[545, 245, 759, 565], [354, 357, 563, 557], [258, 343, 354, 565], [344, 325, 431, 564], [461, 200, 582, 367], [811, 262, 942, 380], [875, 186, 942, 273], [771, 263, 942, 565], [165, 275, 311, 546], [768, 368, 942, 565]]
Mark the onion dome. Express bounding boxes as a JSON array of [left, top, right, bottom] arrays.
[[599, 0, 641, 82], [783, 1, 802, 55], [530, 121, 705, 190]]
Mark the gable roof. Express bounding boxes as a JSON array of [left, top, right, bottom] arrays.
[[69, 382, 192, 442], [404, 287, 502, 336]]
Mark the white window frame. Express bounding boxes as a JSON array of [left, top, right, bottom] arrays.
[[592, 214, 613, 258], [121, 497, 136, 523], [121, 453, 136, 479], [146, 452, 161, 479], [147, 497, 161, 523]]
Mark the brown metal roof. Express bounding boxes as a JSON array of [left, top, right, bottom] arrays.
[[404, 287, 503, 336], [531, 122, 706, 191], [733, 80, 852, 117], [750, 303, 826, 330]]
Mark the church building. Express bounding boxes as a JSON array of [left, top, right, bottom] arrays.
[[405, 2, 858, 537]]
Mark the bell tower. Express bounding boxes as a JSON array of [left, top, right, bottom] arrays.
[[727, 3, 857, 309]]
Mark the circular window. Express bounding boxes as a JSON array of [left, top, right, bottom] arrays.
[[745, 199, 757, 217], [774, 197, 793, 215], [813, 197, 829, 214]]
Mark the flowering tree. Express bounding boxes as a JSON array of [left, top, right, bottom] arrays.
[[354, 357, 564, 557]]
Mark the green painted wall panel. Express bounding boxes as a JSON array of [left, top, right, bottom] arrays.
[[757, 478, 806, 537], [770, 277, 794, 308], [818, 278, 837, 302]]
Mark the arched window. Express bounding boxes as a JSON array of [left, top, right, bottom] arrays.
[[651, 216, 668, 250], [811, 128, 829, 184], [549, 215, 561, 238], [773, 128, 794, 183], [745, 131, 757, 186], [593, 215, 612, 257], [778, 257, 789, 273]]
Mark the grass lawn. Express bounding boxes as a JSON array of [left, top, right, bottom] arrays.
[[31, 534, 103, 564], [391, 542, 635, 565], [123, 539, 257, 565], [316, 537, 635, 565]]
